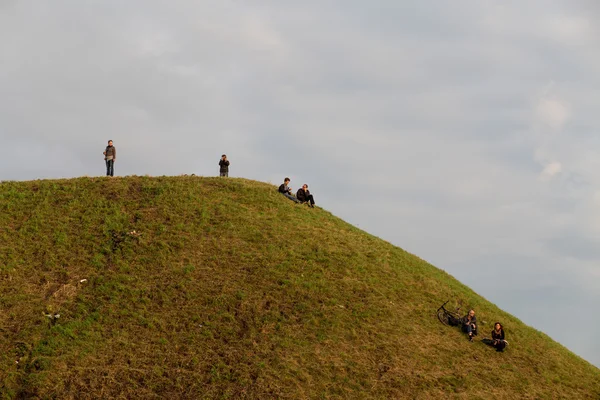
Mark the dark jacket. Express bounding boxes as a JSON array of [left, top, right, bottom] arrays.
[[462, 314, 477, 327], [104, 145, 116, 160], [296, 188, 311, 202], [491, 329, 505, 341], [278, 184, 291, 194], [219, 159, 230, 172]]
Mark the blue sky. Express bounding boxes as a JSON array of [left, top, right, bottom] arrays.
[[1, 1, 599, 368]]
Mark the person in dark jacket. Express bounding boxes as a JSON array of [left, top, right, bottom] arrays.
[[462, 309, 477, 341], [490, 322, 507, 351], [278, 178, 299, 203], [103, 140, 116, 176], [296, 184, 315, 207], [219, 154, 230, 177]]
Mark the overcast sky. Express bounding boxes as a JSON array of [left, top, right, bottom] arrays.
[[1, 1, 599, 368]]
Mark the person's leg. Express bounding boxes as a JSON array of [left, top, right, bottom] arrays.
[[283, 193, 300, 203], [464, 324, 473, 340], [220, 172, 226, 177], [308, 194, 315, 207], [109, 160, 114, 176], [105, 160, 110, 176], [496, 341, 506, 351]]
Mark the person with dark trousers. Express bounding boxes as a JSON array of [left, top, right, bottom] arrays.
[[296, 184, 315, 207], [278, 178, 299, 203], [491, 322, 507, 351], [219, 154, 230, 177], [103, 140, 116, 176], [462, 309, 477, 341]]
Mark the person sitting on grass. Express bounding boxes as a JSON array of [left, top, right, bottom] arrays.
[[296, 184, 315, 208], [462, 309, 477, 341], [490, 322, 508, 352], [278, 177, 299, 203]]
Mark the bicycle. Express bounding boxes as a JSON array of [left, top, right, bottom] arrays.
[[437, 300, 462, 327]]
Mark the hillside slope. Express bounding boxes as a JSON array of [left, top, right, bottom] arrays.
[[0, 176, 598, 399]]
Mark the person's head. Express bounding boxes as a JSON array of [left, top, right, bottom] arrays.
[[468, 310, 475, 318], [221, 154, 227, 159], [284, 177, 290, 184], [302, 184, 308, 191], [494, 322, 502, 331], [108, 140, 113, 146]]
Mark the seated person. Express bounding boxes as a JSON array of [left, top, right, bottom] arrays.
[[490, 322, 508, 352], [296, 184, 316, 207], [278, 177, 300, 203], [462, 309, 477, 341]]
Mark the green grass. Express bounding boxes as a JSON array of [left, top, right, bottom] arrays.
[[0, 176, 598, 399]]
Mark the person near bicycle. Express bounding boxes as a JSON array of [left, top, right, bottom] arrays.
[[490, 322, 507, 351], [462, 309, 477, 341]]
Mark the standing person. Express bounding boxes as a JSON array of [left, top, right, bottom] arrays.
[[219, 154, 230, 177], [103, 140, 116, 177], [462, 309, 477, 341], [278, 177, 299, 203], [296, 184, 316, 207]]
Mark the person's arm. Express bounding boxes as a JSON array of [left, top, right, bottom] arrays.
[[278, 184, 285, 193], [500, 329, 505, 340], [225, 160, 230, 166], [113, 147, 116, 161]]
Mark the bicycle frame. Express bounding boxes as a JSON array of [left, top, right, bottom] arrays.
[[437, 300, 462, 327]]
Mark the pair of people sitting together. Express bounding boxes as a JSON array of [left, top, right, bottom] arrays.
[[278, 178, 316, 207], [462, 309, 508, 352]]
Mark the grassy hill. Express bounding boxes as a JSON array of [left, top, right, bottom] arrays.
[[0, 176, 598, 399]]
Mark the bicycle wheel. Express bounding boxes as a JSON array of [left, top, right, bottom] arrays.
[[437, 309, 451, 326]]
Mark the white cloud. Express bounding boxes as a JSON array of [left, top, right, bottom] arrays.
[[541, 15, 593, 46], [535, 97, 571, 131], [540, 161, 562, 181]]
